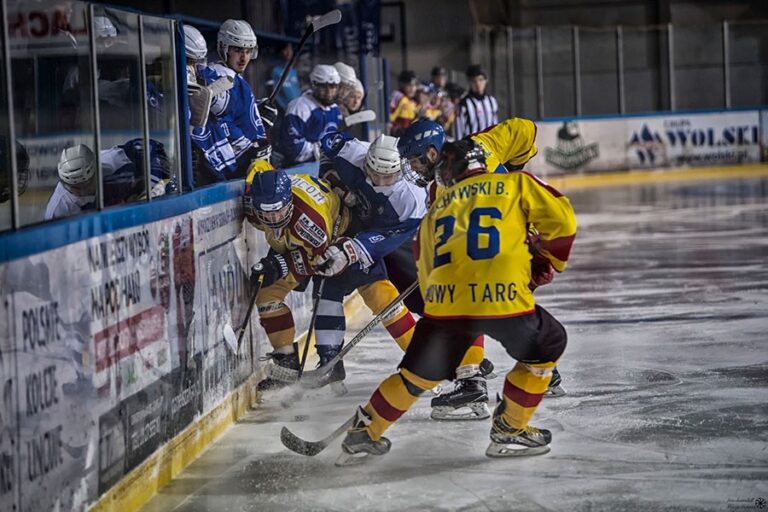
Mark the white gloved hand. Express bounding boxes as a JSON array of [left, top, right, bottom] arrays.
[[313, 238, 366, 277]]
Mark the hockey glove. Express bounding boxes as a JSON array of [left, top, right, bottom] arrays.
[[251, 253, 289, 288], [252, 143, 272, 162], [322, 169, 358, 207], [526, 225, 554, 290], [256, 98, 278, 130], [313, 238, 366, 277], [529, 258, 555, 291]]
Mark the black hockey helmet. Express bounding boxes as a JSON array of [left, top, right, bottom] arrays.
[[434, 139, 487, 187]]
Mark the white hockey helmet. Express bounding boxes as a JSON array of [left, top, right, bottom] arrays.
[[333, 62, 357, 86], [184, 25, 208, 61], [58, 145, 96, 185], [93, 16, 117, 39], [217, 19, 258, 61], [310, 64, 341, 86], [365, 135, 402, 181]]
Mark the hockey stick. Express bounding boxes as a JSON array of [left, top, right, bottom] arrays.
[[342, 109, 376, 128], [267, 10, 342, 104], [297, 278, 325, 379], [300, 280, 419, 388], [280, 410, 357, 456], [223, 264, 264, 354]]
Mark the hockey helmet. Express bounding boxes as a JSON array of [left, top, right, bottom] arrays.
[[217, 19, 258, 61], [58, 144, 96, 186], [434, 139, 486, 187], [333, 62, 357, 86], [184, 25, 208, 62], [398, 119, 445, 187], [250, 169, 293, 229], [365, 134, 402, 186], [310, 64, 340, 105]]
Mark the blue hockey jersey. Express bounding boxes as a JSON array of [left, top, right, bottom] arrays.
[[279, 92, 342, 165], [190, 63, 267, 180], [320, 131, 427, 266]]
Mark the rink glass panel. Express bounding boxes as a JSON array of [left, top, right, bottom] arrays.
[[7, 0, 97, 226], [0, 23, 11, 231], [141, 15, 180, 197], [94, 7, 148, 206]]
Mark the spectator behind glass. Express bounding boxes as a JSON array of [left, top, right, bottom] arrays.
[[443, 82, 465, 140], [266, 42, 301, 111], [389, 70, 419, 136]]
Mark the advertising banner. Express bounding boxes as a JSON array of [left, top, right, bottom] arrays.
[[528, 119, 627, 175], [0, 194, 297, 510], [626, 111, 761, 168], [527, 109, 763, 176]]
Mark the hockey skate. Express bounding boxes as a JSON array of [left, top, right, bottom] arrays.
[[336, 407, 391, 466], [314, 345, 347, 396], [543, 367, 566, 398], [430, 375, 490, 421], [485, 403, 551, 458], [257, 352, 299, 392]]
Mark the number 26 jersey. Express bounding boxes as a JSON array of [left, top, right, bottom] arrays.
[[416, 171, 577, 320]]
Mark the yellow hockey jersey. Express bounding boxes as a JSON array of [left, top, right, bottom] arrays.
[[429, 117, 539, 205], [416, 171, 576, 319], [470, 117, 538, 173], [245, 171, 348, 277]]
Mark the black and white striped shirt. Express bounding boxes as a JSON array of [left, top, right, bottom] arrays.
[[455, 92, 499, 139]]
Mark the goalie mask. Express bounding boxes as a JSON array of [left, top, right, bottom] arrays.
[[250, 169, 293, 229], [434, 139, 487, 187], [365, 134, 402, 186], [398, 119, 445, 187]]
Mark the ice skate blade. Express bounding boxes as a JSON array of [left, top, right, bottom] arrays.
[[431, 403, 490, 421], [485, 442, 551, 458], [335, 450, 374, 466], [543, 385, 567, 398]]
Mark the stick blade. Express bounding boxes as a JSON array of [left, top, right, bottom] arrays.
[[280, 426, 327, 456], [312, 9, 342, 31], [223, 324, 238, 354], [344, 109, 376, 126]]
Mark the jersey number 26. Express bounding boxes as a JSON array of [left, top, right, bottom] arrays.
[[434, 207, 501, 268]]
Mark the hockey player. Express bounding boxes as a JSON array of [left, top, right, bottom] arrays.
[[45, 139, 174, 220], [191, 20, 271, 185], [303, 133, 425, 390], [397, 119, 565, 411], [278, 64, 343, 167], [244, 167, 349, 390], [337, 140, 576, 464]]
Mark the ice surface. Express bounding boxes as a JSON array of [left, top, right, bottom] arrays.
[[142, 177, 768, 512]]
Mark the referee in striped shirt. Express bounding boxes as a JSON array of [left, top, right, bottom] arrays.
[[455, 64, 498, 139]]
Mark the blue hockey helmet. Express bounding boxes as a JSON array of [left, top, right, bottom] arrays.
[[250, 169, 293, 229], [397, 119, 445, 187]]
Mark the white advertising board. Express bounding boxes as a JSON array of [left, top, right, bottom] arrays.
[[526, 109, 763, 176]]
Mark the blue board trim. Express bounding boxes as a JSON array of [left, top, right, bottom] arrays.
[[0, 180, 243, 264]]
